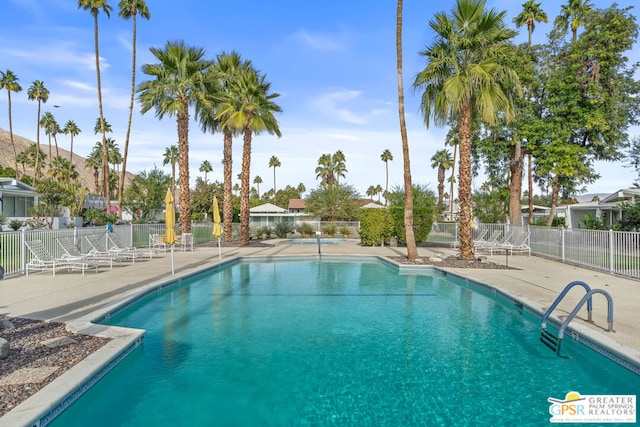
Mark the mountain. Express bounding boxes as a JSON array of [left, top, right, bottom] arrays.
[[0, 127, 134, 191]]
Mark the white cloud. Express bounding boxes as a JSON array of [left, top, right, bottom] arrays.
[[290, 29, 347, 52]]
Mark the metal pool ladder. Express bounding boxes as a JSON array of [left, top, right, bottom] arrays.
[[540, 280, 614, 355]]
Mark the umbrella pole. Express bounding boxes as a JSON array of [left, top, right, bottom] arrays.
[[218, 238, 221, 260], [171, 244, 175, 275]]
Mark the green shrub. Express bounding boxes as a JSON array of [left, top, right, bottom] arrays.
[[321, 222, 337, 237], [274, 221, 293, 238], [8, 219, 23, 231], [358, 209, 393, 246], [338, 225, 351, 237], [298, 222, 315, 237], [389, 205, 434, 244]]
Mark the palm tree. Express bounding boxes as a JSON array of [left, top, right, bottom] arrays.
[[63, 120, 81, 175], [21, 144, 46, 180], [199, 160, 213, 182], [94, 117, 113, 134], [85, 144, 103, 194], [27, 80, 49, 184], [106, 137, 122, 185], [374, 184, 384, 203], [380, 149, 393, 206], [48, 156, 73, 183], [554, 0, 592, 41], [332, 150, 347, 184], [210, 51, 255, 242], [430, 149, 453, 215], [514, 1, 547, 224], [78, 0, 113, 209], [118, 0, 150, 220], [0, 69, 22, 178], [138, 40, 212, 234], [40, 112, 58, 162], [413, 0, 520, 260], [217, 69, 282, 245], [16, 150, 29, 176], [163, 145, 179, 192], [396, 0, 418, 260], [315, 153, 336, 188], [513, 0, 548, 48], [296, 182, 306, 196], [253, 175, 263, 199], [268, 155, 281, 203], [366, 185, 377, 199]]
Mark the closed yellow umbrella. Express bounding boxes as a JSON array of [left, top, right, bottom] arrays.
[[164, 189, 177, 274], [212, 196, 222, 259]]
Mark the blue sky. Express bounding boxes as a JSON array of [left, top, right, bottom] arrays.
[[1, 0, 638, 199]]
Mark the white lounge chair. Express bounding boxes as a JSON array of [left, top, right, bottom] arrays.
[[478, 231, 514, 255], [474, 230, 501, 251], [498, 232, 531, 256], [85, 234, 140, 263], [149, 234, 167, 253], [107, 233, 154, 259], [177, 233, 193, 252], [25, 240, 97, 276], [56, 237, 113, 269]]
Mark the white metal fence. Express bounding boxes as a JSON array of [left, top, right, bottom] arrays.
[[428, 223, 640, 280], [3, 222, 640, 280]]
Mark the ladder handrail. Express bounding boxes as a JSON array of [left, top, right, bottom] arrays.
[[557, 289, 614, 339], [541, 280, 593, 329]]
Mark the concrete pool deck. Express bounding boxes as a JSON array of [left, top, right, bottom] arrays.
[[1, 238, 639, 424]]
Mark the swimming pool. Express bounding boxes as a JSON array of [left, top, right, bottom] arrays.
[[49, 258, 639, 426], [286, 238, 350, 243]]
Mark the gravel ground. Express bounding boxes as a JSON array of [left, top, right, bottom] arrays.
[[388, 255, 515, 269], [0, 316, 110, 416]]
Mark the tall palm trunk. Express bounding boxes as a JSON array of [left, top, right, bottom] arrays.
[[177, 108, 191, 234], [93, 12, 110, 206], [508, 139, 524, 225], [458, 102, 474, 260], [437, 165, 445, 210], [68, 135, 74, 176], [449, 143, 457, 219], [240, 121, 253, 245], [119, 11, 138, 220], [53, 132, 59, 158], [385, 160, 389, 206], [272, 167, 276, 204], [396, 0, 418, 260], [546, 174, 560, 227], [528, 153, 534, 224], [47, 134, 52, 164], [34, 101, 41, 185], [7, 92, 19, 179], [222, 131, 233, 241]]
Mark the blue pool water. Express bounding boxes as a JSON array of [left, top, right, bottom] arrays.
[[50, 259, 639, 426], [287, 238, 349, 243]]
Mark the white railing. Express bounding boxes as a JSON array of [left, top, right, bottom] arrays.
[[2, 222, 640, 280], [427, 223, 640, 280]]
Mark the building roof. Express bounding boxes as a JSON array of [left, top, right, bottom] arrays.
[[288, 199, 305, 209], [600, 188, 640, 204], [0, 178, 37, 197], [250, 203, 287, 213], [361, 202, 385, 209]]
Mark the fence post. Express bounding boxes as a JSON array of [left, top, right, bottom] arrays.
[[20, 229, 26, 275], [609, 229, 614, 274], [561, 228, 565, 262]]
